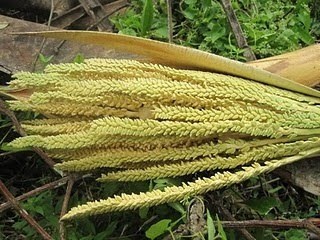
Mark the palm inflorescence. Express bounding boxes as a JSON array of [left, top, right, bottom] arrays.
[[6, 58, 320, 220]]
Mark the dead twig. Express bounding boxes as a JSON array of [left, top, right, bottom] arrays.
[[0, 177, 69, 213], [166, 0, 173, 43], [0, 99, 56, 168], [79, 0, 113, 31], [219, 0, 256, 61], [51, 4, 86, 28], [59, 175, 76, 240], [211, 197, 255, 240], [87, 0, 128, 30], [31, 0, 55, 71], [52, 0, 128, 29], [0, 180, 52, 240], [220, 219, 320, 237]]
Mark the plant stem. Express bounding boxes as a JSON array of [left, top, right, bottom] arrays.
[[0, 177, 69, 213], [211, 197, 255, 240], [219, 219, 320, 237], [167, 0, 173, 43], [59, 175, 76, 240], [220, 0, 256, 61], [0, 180, 52, 240], [0, 99, 56, 168]]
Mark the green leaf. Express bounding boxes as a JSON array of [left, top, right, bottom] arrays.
[[182, 7, 197, 20], [139, 207, 149, 219], [93, 221, 118, 240], [34, 206, 44, 216], [153, 178, 181, 190], [204, 28, 226, 44], [119, 28, 138, 36], [145, 219, 171, 240], [168, 202, 185, 216], [184, 0, 197, 5], [267, 186, 283, 194], [201, 0, 212, 8], [152, 26, 168, 39], [73, 53, 85, 64], [39, 53, 53, 64], [284, 229, 307, 240], [141, 0, 154, 36], [298, 11, 311, 30], [296, 27, 314, 45], [216, 215, 227, 240], [206, 209, 215, 240], [13, 220, 28, 230], [245, 196, 280, 215]]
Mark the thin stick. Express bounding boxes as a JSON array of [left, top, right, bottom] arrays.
[[212, 198, 255, 240], [219, 0, 256, 61], [79, 0, 113, 31], [87, 0, 129, 30], [302, 220, 320, 237], [0, 177, 69, 213], [31, 0, 55, 71], [59, 175, 76, 240], [166, 0, 173, 43], [0, 180, 52, 240], [0, 99, 56, 168], [219, 219, 320, 236]]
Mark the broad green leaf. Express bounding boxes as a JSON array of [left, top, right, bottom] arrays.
[[298, 11, 311, 30], [141, 0, 154, 36], [296, 27, 314, 45], [145, 219, 171, 240]]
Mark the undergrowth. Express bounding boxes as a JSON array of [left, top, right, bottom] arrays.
[[111, 0, 319, 60]]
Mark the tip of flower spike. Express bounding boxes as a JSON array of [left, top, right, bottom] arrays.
[[0, 142, 32, 152], [60, 211, 75, 221]]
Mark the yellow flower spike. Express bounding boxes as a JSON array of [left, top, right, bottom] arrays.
[[97, 138, 320, 182], [3, 55, 320, 221], [22, 120, 90, 135], [61, 146, 320, 220], [54, 137, 316, 172], [153, 105, 320, 128]]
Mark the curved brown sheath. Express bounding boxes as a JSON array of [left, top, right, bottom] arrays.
[[249, 44, 320, 87]]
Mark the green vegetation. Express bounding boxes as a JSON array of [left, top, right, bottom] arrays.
[[112, 0, 318, 60], [1, 0, 320, 239]]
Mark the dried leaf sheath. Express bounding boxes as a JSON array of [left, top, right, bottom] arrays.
[[19, 31, 320, 97], [4, 58, 320, 220]]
